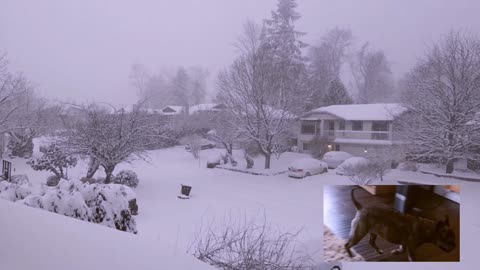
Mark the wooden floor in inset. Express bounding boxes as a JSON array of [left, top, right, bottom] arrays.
[[323, 185, 460, 262]]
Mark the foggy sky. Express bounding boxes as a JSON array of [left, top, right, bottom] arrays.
[[1, 0, 479, 106]]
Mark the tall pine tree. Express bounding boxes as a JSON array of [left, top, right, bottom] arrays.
[[261, 0, 307, 106]]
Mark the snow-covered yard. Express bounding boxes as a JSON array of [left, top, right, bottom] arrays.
[[1, 138, 479, 268]]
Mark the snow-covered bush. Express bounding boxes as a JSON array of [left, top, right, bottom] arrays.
[[10, 174, 30, 185], [27, 143, 77, 179], [398, 161, 418, 172], [0, 180, 32, 201], [112, 170, 139, 188], [46, 175, 61, 187], [6, 179, 137, 234], [337, 157, 379, 185]]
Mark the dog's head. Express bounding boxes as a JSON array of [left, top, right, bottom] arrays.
[[434, 215, 456, 253]]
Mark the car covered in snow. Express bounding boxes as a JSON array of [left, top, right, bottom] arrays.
[[184, 139, 216, 151], [335, 157, 370, 176], [206, 153, 224, 168], [321, 151, 354, 169], [288, 158, 328, 178]]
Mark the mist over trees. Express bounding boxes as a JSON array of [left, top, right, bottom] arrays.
[[129, 64, 208, 110], [398, 31, 480, 173], [350, 43, 396, 103], [307, 28, 353, 108]]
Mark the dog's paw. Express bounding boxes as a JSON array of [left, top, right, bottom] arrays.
[[391, 247, 405, 255], [376, 249, 384, 255]]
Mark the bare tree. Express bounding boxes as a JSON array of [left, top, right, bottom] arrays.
[[398, 31, 480, 173], [217, 20, 304, 169], [191, 215, 313, 270], [350, 43, 395, 103], [0, 54, 29, 134], [60, 103, 169, 183]]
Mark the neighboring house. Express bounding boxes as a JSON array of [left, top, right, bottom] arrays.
[[160, 105, 185, 116], [298, 103, 407, 159], [189, 103, 226, 115]]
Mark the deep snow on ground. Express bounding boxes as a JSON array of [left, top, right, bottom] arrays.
[[2, 137, 477, 268], [0, 199, 215, 270]]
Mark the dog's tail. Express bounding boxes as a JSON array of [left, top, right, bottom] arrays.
[[351, 188, 362, 210]]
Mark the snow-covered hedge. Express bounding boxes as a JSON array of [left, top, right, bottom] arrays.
[[112, 170, 139, 188], [0, 179, 137, 234]]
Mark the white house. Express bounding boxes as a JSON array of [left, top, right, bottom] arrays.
[[297, 103, 407, 158]]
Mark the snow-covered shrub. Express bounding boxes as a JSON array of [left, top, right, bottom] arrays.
[[14, 179, 137, 233], [27, 143, 77, 179], [398, 161, 418, 172], [337, 157, 380, 185], [112, 170, 139, 188], [0, 180, 32, 201], [46, 175, 61, 187], [10, 174, 30, 185], [39, 187, 92, 221], [83, 183, 137, 233]]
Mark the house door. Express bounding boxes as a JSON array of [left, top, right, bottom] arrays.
[[335, 144, 340, 151]]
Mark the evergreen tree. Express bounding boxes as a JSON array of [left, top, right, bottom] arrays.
[[261, 0, 307, 102], [323, 78, 353, 106]]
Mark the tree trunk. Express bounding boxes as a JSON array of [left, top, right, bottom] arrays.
[[86, 157, 100, 178], [104, 165, 115, 184], [264, 152, 271, 169], [446, 159, 454, 174]]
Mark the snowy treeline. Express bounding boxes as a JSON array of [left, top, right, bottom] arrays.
[[0, 178, 137, 233]]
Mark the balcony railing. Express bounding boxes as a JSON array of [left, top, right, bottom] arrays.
[[324, 130, 391, 140]]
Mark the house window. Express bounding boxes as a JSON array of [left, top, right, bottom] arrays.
[[372, 121, 389, 131], [352, 121, 363, 131], [302, 142, 312, 151], [301, 122, 315, 134], [339, 120, 345, 130], [327, 120, 335, 130]]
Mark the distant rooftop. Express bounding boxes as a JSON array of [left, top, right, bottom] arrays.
[[305, 103, 407, 121]]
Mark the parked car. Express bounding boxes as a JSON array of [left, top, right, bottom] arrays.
[[335, 157, 370, 176], [185, 139, 216, 151], [322, 151, 354, 169], [288, 158, 328, 179], [206, 154, 223, 168]]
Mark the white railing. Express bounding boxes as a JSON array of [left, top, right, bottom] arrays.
[[323, 130, 391, 140]]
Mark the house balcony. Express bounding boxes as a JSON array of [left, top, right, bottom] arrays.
[[324, 130, 391, 140]]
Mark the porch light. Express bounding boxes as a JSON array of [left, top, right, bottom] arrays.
[[327, 144, 332, 149], [363, 148, 368, 153]]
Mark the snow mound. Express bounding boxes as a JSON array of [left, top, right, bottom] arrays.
[[0, 199, 215, 270]]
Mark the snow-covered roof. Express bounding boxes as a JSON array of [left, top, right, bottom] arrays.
[[160, 105, 185, 115], [189, 103, 225, 114], [305, 103, 407, 121]]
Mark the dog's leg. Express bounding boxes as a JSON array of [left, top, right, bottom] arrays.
[[369, 233, 384, 254], [406, 242, 417, 261], [345, 213, 368, 257], [391, 244, 406, 255]]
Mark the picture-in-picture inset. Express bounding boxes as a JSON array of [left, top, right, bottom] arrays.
[[323, 185, 460, 262]]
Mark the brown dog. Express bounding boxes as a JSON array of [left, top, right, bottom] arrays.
[[344, 188, 456, 261]]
